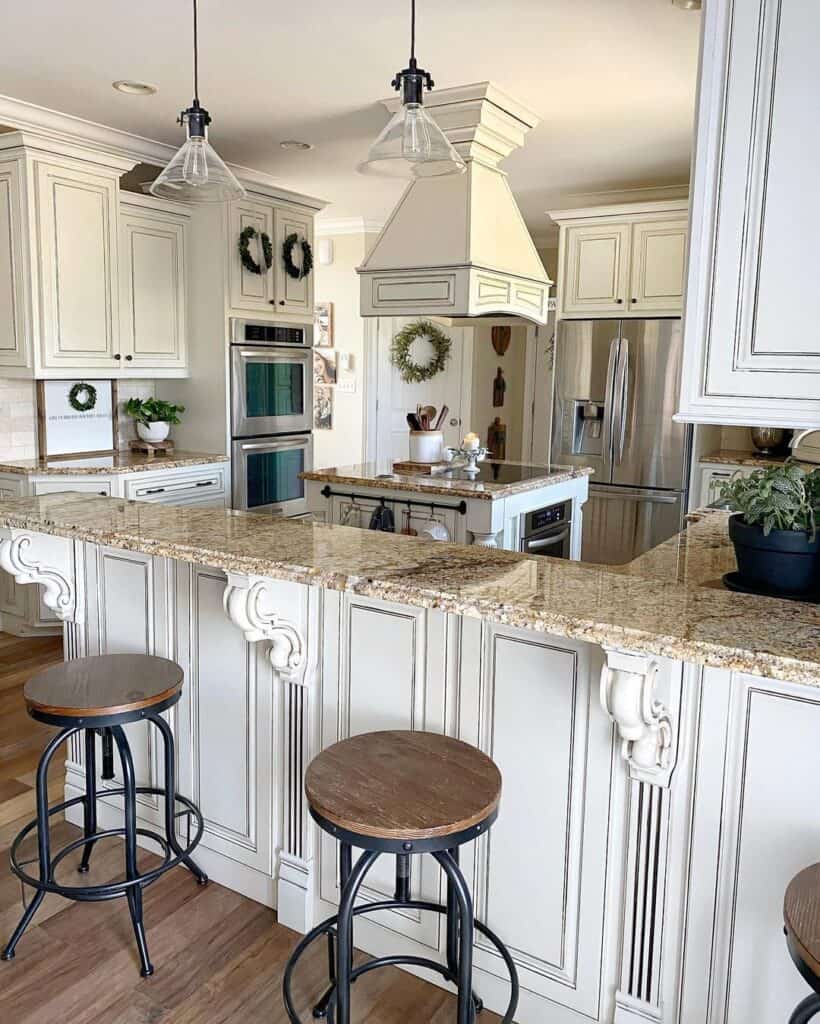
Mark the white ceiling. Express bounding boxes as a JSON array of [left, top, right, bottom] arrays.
[[1, 0, 701, 240]]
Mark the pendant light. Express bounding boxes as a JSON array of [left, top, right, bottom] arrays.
[[151, 0, 245, 203], [358, 0, 466, 178]]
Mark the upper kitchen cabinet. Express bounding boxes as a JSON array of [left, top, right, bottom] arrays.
[[119, 194, 189, 371], [0, 132, 191, 378], [227, 194, 316, 320], [678, 0, 820, 428], [550, 201, 688, 319]]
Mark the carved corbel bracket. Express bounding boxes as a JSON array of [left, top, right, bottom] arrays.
[[0, 531, 79, 623], [600, 646, 673, 786], [222, 573, 306, 683]]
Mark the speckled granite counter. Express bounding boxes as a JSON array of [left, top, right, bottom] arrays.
[[699, 449, 792, 468], [0, 492, 817, 686], [0, 451, 228, 475], [301, 460, 593, 501]]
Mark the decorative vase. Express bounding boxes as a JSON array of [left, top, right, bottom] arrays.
[[728, 515, 819, 595], [136, 421, 170, 443]]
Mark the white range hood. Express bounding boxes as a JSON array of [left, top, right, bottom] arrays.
[[358, 82, 551, 325]]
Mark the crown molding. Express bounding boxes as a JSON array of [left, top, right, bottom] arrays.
[[0, 93, 327, 210], [315, 216, 384, 236]]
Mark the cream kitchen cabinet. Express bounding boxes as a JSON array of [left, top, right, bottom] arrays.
[[678, 0, 820, 428], [0, 132, 190, 378], [119, 195, 189, 371], [550, 201, 688, 319], [228, 194, 315, 320], [695, 461, 754, 509]]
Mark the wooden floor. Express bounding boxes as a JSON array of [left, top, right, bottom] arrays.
[[0, 632, 501, 1024]]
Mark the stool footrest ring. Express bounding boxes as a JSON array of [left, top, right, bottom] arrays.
[[283, 897, 518, 1024], [8, 787, 204, 900]]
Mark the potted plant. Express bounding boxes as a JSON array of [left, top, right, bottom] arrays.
[[124, 397, 185, 444], [719, 463, 820, 595]]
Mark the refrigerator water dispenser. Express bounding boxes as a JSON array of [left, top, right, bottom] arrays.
[[564, 400, 605, 457]]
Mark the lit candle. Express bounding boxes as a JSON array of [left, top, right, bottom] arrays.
[[463, 432, 480, 450]]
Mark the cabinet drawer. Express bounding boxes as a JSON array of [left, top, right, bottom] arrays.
[[32, 478, 112, 496], [125, 466, 227, 505]]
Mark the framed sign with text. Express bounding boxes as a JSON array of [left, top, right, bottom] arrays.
[[36, 379, 119, 458]]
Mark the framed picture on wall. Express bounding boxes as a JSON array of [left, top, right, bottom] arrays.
[[314, 302, 334, 347], [314, 348, 338, 386], [314, 386, 333, 430], [36, 379, 118, 458]]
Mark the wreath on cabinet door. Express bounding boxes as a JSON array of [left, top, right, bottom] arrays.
[[67, 382, 97, 413], [390, 319, 452, 383], [282, 233, 314, 280], [238, 226, 273, 275]]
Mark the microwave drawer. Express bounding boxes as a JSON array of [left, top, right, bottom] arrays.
[[125, 466, 228, 505]]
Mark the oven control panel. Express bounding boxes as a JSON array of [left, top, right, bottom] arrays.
[[529, 503, 567, 532]]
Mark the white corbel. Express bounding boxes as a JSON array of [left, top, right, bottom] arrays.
[[600, 646, 673, 786], [222, 572, 306, 683], [0, 530, 79, 623]]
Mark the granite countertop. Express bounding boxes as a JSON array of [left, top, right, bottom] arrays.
[[700, 449, 793, 468], [0, 451, 229, 476], [0, 492, 817, 687], [301, 461, 593, 501]]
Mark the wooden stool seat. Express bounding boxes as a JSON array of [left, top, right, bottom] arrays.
[[24, 654, 183, 720], [786, 863, 820, 980], [305, 730, 502, 841]]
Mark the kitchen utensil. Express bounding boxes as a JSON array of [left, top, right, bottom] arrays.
[[433, 405, 449, 431], [419, 514, 451, 542], [420, 405, 437, 426], [401, 508, 418, 535], [407, 412, 423, 431]]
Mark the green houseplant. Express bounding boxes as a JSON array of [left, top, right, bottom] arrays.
[[124, 397, 185, 444], [719, 463, 820, 595]]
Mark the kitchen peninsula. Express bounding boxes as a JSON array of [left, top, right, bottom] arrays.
[[302, 460, 591, 552], [0, 492, 818, 1023]]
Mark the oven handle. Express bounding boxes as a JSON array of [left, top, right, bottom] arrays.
[[237, 438, 311, 452], [523, 528, 571, 551], [236, 349, 310, 360]]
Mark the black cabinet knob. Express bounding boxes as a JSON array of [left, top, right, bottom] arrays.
[[279, 300, 285, 306], [125, 354, 133, 361], [616, 298, 623, 304], [114, 353, 121, 359], [631, 298, 638, 304], [269, 299, 276, 305]]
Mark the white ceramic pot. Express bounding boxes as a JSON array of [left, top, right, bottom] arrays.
[[408, 431, 444, 464], [136, 421, 170, 443]]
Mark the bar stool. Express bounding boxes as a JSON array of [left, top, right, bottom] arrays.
[[283, 730, 519, 1024], [1, 653, 207, 977], [785, 864, 820, 1022]]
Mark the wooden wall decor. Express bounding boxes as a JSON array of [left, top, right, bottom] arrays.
[[487, 416, 506, 460], [491, 325, 511, 356], [493, 367, 506, 408]]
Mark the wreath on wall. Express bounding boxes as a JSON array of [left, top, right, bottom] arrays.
[[68, 382, 97, 413], [282, 233, 314, 280], [390, 320, 452, 383], [238, 226, 273, 275]]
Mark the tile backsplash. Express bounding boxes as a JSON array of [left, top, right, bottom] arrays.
[[0, 380, 37, 460], [0, 378, 156, 461]]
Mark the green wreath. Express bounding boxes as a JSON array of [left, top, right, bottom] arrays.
[[238, 226, 273, 275], [282, 233, 313, 280], [68, 382, 97, 413], [390, 320, 452, 383]]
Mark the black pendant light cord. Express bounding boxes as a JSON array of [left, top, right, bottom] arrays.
[[192, 0, 199, 103], [392, 0, 432, 101], [410, 0, 415, 63]]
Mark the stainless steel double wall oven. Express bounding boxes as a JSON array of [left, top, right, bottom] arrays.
[[230, 319, 313, 515]]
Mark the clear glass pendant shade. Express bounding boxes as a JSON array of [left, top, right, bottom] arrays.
[[150, 119, 245, 203], [359, 102, 466, 178]]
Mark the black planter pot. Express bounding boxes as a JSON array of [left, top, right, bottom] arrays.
[[728, 515, 820, 596]]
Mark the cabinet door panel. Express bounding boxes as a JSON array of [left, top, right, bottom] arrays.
[[680, 0, 820, 424], [0, 163, 27, 368], [36, 162, 118, 368], [274, 208, 313, 316], [629, 219, 687, 314], [562, 223, 630, 316], [121, 208, 187, 367], [229, 199, 274, 312]]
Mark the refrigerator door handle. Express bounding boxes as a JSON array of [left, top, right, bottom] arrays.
[[613, 337, 629, 464], [602, 337, 619, 477], [591, 487, 680, 504]]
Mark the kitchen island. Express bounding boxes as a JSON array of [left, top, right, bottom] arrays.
[[0, 492, 818, 1024], [302, 460, 591, 552]]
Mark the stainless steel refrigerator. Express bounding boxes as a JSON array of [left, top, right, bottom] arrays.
[[550, 319, 691, 565]]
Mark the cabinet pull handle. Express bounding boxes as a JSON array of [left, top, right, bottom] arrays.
[[616, 298, 623, 304], [631, 298, 637, 304], [144, 487, 166, 494], [125, 354, 133, 361], [114, 353, 122, 360], [269, 300, 276, 305], [279, 300, 286, 306], [98, 491, 107, 496], [195, 480, 213, 488]]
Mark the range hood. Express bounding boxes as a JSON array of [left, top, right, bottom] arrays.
[[358, 82, 551, 325]]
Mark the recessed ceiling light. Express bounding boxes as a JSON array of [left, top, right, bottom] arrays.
[[112, 80, 157, 96], [280, 140, 314, 151]]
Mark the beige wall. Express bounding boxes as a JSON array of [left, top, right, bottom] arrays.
[[538, 245, 559, 283], [311, 230, 376, 469], [470, 325, 528, 461]]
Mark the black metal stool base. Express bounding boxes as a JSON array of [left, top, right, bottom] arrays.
[[282, 850, 519, 1024], [1, 712, 206, 978]]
